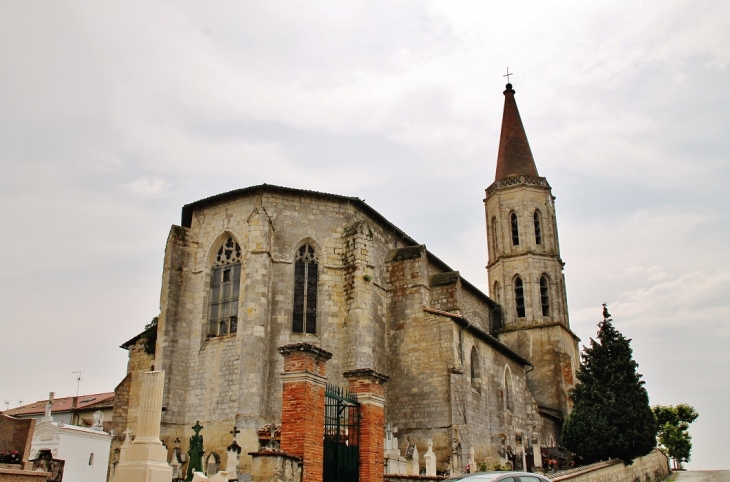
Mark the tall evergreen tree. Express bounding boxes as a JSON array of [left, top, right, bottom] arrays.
[[562, 304, 657, 464]]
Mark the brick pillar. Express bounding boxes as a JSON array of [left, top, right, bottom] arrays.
[[344, 369, 389, 482], [278, 343, 333, 482]]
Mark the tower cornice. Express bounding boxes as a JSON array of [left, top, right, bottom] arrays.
[[485, 175, 551, 199], [486, 252, 565, 270]]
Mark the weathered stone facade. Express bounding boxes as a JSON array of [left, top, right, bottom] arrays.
[[112, 84, 580, 478]]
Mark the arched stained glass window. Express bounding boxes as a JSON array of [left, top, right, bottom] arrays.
[[208, 237, 242, 337], [511, 213, 519, 245], [514, 276, 525, 318], [293, 244, 318, 334]]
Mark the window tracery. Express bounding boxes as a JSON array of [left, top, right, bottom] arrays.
[[208, 237, 242, 337], [293, 243, 318, 334]]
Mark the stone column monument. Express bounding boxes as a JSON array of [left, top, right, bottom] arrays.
[[115, 371, 173, 482]]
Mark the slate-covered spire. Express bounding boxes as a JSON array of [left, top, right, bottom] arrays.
[[494, 83, 539, 181]]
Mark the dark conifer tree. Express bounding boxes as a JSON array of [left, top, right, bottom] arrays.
[[562, 304, 657, 464]]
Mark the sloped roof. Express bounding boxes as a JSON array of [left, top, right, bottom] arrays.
[[179, 183, 498, 311], [494, 83, 539, 181], [4, 392, 114, 417]]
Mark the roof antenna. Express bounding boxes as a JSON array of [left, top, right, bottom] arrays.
[[73, 371, 83, 396]]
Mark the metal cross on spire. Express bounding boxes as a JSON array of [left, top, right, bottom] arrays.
[[503, 67, 514, 84]]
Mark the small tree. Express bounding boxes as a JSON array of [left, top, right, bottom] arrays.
[[141, 316, 159, 355], [653, 404, 698, 469], [562, 304, 657, 464]]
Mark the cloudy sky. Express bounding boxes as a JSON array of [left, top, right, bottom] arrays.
[[1, 0, 728, 470]]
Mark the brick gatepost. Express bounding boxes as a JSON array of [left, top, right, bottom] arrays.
[[278, 343, 333, 482], [344, 368, 389, 482]]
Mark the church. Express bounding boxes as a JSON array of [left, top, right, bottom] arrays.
[[111, 83, 581, 476]]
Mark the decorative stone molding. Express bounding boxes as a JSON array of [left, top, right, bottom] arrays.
[[485, 175, 550, 197]]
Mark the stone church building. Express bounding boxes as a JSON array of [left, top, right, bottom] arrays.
[[112, 83, 581, 475]]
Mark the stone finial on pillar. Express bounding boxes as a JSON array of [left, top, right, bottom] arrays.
[[115, 371, 172, 482], [343, 368, 389, 482], [278, 343, 332, 482]]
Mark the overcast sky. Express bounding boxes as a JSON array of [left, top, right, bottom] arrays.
[[1, 0, 728, 470]]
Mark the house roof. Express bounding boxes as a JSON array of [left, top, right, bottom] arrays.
[[494, 83, 539, 181], [3, 392, 114, 417]]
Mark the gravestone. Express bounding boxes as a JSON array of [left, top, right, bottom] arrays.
[[424, 439, 437, 476], [186, 421, 205, 481], [30, 449, 64, 482], [469, 447, 476, 473], [169, 438, 185, 481], [405, 437, 420, 476], [225, 426, 241, 482], [383, 423, 406, 475]]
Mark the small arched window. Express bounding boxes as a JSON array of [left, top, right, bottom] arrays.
[[514, 276, 525, 318], [504, 368, 514, 411], [293, 244, 318, 334], [540, 276, 550, 316], [493, 281, 501, 303], [491, 217, 499, 255], [534, 211, 542, 245], [208, 237, 242, 337], [470, 346, 481, 391], [510, 213, 519, 245]]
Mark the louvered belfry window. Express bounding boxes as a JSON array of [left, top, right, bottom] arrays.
[[511, 213, 519, 245], [208, 237, 242, 337], [514, 276, 526, 318], [534, 211, 542, 245], [293, 244, 318, 334]]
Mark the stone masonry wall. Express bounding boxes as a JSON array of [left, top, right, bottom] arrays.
[[550, 450, 669, 482]]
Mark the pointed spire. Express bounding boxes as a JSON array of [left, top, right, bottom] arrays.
[[495, 83, 539, 181]]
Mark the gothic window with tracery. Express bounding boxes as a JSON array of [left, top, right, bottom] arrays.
[[540, 275, 550, 317], [514, 276, 525, 318], [510, 212, 519, 245], [534, 211, 542, 245], [293, 243, 318, 334], [208, 237, 242, 337]]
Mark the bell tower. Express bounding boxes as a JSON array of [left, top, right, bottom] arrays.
[[485, 83, 580, 420]]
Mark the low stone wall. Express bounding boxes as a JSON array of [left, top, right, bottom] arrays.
[[549, 449, 669, 482], [249, 450, 302, 482], [0, 468, 49, 482]]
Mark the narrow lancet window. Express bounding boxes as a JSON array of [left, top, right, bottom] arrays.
[[208, 237, 242, 337], [293, 244, 318, 334], [514, 276, 525, 318], [470, 346, 481, 391], [491, 217, 499, 256], [511, 213, 519, 245], [504, 369, 514, 411], [534, 211, 542, 245], [540, 275, 550, 317]]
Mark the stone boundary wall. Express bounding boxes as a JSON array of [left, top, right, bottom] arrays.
[[549, 449, 669, 482]]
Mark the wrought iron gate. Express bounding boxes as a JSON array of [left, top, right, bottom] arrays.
[[323, 384, 360, 482]]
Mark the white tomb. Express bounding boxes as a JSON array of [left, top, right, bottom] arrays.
[[383, 423, 407, 475]]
